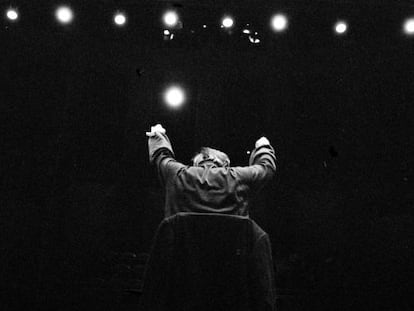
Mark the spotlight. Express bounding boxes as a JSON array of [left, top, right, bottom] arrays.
[[6, 8, 18, 21], [403, 18, 414, 35], [163, 10, 179, 28], [164, 86, 186, 108], [222, 16, 234, 28], [334, 21, 348, 34], [271, 14, 288, 32], [56, 6, 73, 24], [114, 12, 126, 26]]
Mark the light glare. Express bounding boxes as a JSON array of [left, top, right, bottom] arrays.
[[114, 13, 126, 26], [404, 18, 414, 35], [56, 6, 73, 24], [335, 21, 348, 34], [164, 11, 178, 27], [164, 86, 185, 108], [271, 14, 288, 32], [222, 17, 234, 28], [6, 9, 18, 21]]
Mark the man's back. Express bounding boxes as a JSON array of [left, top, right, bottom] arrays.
[[164, 163, 250, 217], [146, 124, 277, 217]]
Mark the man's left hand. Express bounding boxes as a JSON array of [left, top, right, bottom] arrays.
[[146, 124, 166, 137]]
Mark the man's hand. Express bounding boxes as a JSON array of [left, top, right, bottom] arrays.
[[146, 124, 166, 137], [255, 136, 270, 149]]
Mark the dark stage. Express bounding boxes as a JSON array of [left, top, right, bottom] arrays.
[[0, 1, 413, 310]]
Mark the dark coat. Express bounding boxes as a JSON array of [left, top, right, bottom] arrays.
[[140, 213, 277, 311]]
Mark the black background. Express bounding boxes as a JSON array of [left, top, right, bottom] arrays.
[[1, 1, 413, 310]]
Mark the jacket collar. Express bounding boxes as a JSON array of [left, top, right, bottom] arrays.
[[197, 159, 218, 168]]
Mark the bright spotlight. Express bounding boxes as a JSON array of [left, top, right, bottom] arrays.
[[222, 16, 234, 28], [335, 21, 348, 34], [56, 6, 73, 24], [163, 11, 178, 28], [114, 13, 126, 26], [6, 8, 19, 21], [403, 18, 414, 35], [164, 86, 186, 108], [271, 14, 288, 32]]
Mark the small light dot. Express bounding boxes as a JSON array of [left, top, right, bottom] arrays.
[[6, 9, 18, 21], [335, 21, 348, 34], [271, 14, 288, 32], [164, 29, 170, 35], [403, 18, 414, 35], [164, 86, 186, 108], [203, 24, 207, 28], [56, 6, 73, 24], [114, 13, 126, 26], [222, 16, 234, 28], [163, 11, 178, 27]]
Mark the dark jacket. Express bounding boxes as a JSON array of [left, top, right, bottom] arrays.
[[148, 133, 277, 217], [140, 212, 276, 311]]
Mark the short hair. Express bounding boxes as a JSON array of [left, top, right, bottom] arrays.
[[192, 147, 230, 168]]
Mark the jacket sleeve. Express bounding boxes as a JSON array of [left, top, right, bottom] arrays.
[[148, 133, 186, 186], [234, 143, 277, 192]]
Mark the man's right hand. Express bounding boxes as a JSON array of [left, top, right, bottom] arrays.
[[146, 124, 166, 137], [255, 136, 270, 149]]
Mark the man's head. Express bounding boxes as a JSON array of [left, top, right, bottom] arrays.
[[192, 147, 230, 168]]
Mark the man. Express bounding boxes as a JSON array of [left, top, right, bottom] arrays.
[[147, 124, 277, 217]]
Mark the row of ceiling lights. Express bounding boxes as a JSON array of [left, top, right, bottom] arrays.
[[4, 6, 414, 36]]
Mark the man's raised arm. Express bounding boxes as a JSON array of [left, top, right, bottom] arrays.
[[146, 124, 185, 185], [235, 136, 277, 191]]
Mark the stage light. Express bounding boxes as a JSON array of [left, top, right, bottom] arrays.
[[114, 12, 126, 26], [271, 14, 288, 32], [164, 86, 186, 108], [222, 16, 234, 28], [6, 8, 18, 21], [56, 6, 73, 24], [163, 11, 179, 28], [403, 18, 414, 35], [334, 21, 348, 34]]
